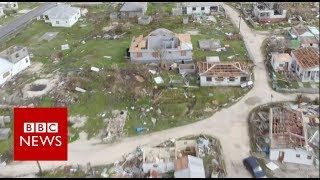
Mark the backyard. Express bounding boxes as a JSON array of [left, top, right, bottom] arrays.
[[0, 3, 251, 149]]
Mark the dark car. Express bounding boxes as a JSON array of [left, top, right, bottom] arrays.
[[243, 156, 267, 178]]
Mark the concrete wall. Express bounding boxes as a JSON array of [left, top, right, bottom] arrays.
[[269, 148, 314, 165], [200, 75, 243, 86], [11, 55, 31, 76], [301, 43, 319, 49], [120, 11, 144, 18], [49, 11, 80, 27], [0, 70, 12, 85], [142, 162, 174, 173], [186, 6, 211, 15], [130, 50, 192, 63], [271, 57, 292, 72]]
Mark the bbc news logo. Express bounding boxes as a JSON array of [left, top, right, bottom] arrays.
[[14, 108, 68, 161]]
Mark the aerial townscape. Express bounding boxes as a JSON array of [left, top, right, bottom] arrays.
[[0, 2, 319, 178]]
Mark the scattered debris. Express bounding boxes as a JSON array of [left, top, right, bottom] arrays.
[[68, 116, 88, 128], [61, 44, 70, 50], [154, 77, 164, 84], [199, 39, 221, 51], [102, 110, 128, 142], [266, 162, 279, 171], [75, 87, 87, 93], [103, 56, 112, 60], [135, 75, 145, 83], [90, 66, 100, 72]]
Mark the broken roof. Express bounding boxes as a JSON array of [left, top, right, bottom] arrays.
[[174, 155, 205, 178], [292, 47, 319, 69], [197, 62, 250, 77], [300, 36, 319, 45], [271, 53, 292, 62], [270, 107, 307, 149], [291, 24, 314, 37], [0, 45, 28, 64], [120, 2, 147, 12], [43, 4, 80, 19], [129, 28, 192, 52]]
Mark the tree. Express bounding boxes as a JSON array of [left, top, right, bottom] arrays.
[[36, 161, 43, 177]]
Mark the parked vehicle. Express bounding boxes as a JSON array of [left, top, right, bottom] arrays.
[[243, 156, 267, 178]]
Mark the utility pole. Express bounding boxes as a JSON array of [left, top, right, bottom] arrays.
[[271, 94, 273, 103], [36, 161, 43, 177]]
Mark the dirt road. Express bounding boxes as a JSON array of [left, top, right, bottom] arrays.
[[0, 3, 318, 178]]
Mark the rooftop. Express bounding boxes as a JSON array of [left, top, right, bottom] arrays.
[[291, 24, 313, 37], [129, 28, 192, 52], [0, 57, 13, 74], [197, 62, 250, 77], [174, 155, 205, 178], [272, 53, 292, 62], [270, 107, 306, 149], [300, 36, 319, 45], [0, 45, 28, 64], [43, 4, 80, 19], [292, 47, 319, 69], [120, 2, 147, 12]]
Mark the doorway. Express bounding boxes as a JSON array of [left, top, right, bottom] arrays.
[[278, 151, 285, 162]]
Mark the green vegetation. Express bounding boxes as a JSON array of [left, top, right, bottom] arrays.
[[1, 3, 250, 141]]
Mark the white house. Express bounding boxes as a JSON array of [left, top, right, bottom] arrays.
[[252, 2, 287, 22], [269, 107, 314, 165], [291, 47, 319, 82], [174, 155, 205, 178], [172, 2, 221, 15], [0, 46, 31, 86], [270, 53, 292, 73], [197, 61, 251, 86], [0, 2, 18, 10], [0, 7, 4, 18], [40, 4, 81, 27]]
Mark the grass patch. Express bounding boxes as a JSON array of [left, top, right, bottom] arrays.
[[302, 82, 311, 88]]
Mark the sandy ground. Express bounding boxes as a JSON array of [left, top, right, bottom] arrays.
[[0, 3, 319, 178]]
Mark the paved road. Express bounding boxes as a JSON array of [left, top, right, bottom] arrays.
[[0, 3, 319, 178], [0, 2, 57, 42]]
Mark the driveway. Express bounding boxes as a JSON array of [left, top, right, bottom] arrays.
[[0, 3, 319, 178]]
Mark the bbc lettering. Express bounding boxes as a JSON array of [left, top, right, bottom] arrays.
[[24, 122, 58, 133], [20, 122, 62, 147]]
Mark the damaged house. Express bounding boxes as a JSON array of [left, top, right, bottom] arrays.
[[142, 146, 175, 173], [0, 2, 18, 10], [197, 61, 251, 86], [269, 107, 314, 165], [291, 47, 319, 82], [172, 2, 221, 15], [288, 24, 319, 49], [270, 52, 292, 73], [252, 2, 287, 22], [119, 2, 147, 18], [0, 46, 31, 86], [39, 4, 81, 27], [129, 28, 193, 63], [174, 155, 206, 178]]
